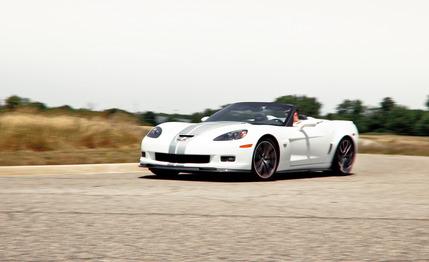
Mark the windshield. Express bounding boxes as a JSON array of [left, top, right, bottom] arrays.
[[206, 102, 293, 126]]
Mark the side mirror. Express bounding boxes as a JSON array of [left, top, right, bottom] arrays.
[[201, 116, 209, 122]]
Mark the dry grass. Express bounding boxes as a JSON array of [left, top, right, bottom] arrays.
[[0, 113, 151, 165], [0, 148, 141, 166], [0, 113, 150, 151], [359, 134, 429, 156]]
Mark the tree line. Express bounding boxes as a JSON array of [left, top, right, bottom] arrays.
[[2, 95, 429, 136], [325, 96, 429, 136], [142, 95, 429, 136]]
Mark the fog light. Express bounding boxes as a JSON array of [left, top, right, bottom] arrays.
[[221, 156, 235, 162]]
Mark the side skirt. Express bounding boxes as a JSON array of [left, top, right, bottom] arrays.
[[276, 168, 331, 174]]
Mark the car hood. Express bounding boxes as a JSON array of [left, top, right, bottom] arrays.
[[159, 121, 249, 137], [181, 121, 250, 136], [142, 121, 252, 155]]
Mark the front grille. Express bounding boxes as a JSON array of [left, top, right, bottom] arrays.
[[155, 153, 210, 164]]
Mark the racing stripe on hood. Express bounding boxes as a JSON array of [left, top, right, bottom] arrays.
[[174, 123, 209, 154], [186, 122, 244, 136], [176, 142, 187, 154], [168, 125, 197, 154]]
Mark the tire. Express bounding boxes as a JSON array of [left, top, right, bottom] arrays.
[[331, 137, 356, 175], [252, 138, 279, 180], [149, 168, 179, 177]]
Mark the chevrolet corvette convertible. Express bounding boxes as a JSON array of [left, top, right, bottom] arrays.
[[140, 102, 358, 180]]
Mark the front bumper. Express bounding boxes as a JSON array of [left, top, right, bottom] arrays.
[[139, 163, 249, 173], [139, 153, 252, 172], [141, 134, 255, 173]]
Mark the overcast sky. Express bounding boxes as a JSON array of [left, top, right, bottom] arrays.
[[1, 0, 428, 114]]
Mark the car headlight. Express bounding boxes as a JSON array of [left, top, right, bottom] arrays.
[[147, 126, 162, 138], [214, 130, 248, 141]]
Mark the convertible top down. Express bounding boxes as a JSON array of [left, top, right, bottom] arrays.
[[140, 102, 358, 180]]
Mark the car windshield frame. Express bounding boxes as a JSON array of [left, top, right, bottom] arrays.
[[206, 102, 295, 126]]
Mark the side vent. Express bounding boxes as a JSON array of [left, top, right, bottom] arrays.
[[328, 143, 333, 154]]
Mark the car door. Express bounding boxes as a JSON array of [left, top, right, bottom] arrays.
[[286, 126, 310, 166], [298, 120, 331, 164], [284, 120, 331, 167]]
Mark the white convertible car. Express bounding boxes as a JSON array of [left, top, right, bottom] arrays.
[[140, 102, 358, 180]]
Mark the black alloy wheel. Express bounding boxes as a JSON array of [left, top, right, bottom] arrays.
[[331, 137, 355, 175], [252, 139, 279, 180]]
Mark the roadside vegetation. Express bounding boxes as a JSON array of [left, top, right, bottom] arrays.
[[0, 110, 151, 165], [140, 95, 429, 136], [0, 95, 427, 166], [359, 134, 429, 156]]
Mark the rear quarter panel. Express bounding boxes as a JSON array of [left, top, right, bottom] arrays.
[[327, 120, 359, 162]]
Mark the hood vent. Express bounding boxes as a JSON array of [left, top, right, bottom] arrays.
[[179, 135, 194, 138]]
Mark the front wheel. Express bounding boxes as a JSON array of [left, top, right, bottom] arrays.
[[149, 168, 179, 177], [331, 137, 356, 175], [252, 139, 279, 180]]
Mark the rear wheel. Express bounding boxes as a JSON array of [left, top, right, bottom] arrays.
[[149, 168, 179, 177], [331, 137, 355, 175], [252, 138, 279, 180]]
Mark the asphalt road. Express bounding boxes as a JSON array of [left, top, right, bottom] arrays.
[[1, 154, 428, 261]]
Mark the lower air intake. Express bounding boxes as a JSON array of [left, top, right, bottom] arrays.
[[155, 153, 210, 164]]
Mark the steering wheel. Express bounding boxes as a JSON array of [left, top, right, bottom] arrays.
[[272, 119, 284, 125]]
